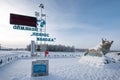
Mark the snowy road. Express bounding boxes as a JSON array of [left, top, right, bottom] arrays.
[[0, 57, 120, 80]]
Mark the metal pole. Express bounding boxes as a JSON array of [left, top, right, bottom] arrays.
[[39, 3, 44, 52], [44, 15, 46, 50], [35, 12, 39, 55], [41, 4, 42, 52]]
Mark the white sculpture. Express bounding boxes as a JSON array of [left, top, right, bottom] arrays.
[[84, 38, 113, 57]]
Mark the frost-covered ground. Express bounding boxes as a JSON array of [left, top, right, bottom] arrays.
[[0, 51, 120, 80]]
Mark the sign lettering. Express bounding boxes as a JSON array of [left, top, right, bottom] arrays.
[[13, 25, 38, 31]]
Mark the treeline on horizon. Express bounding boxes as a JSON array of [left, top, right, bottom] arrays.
[[0, 43, 90, 52], [26, 44, 76, 52], [1, 44, 119, 52]]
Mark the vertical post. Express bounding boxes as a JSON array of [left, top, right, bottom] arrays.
[[31, 40, 35, 56], [35, 11, 39, 55], [44, 15, 46, 44], [39, 3, 44, 52], [40, 4, 42, 52]]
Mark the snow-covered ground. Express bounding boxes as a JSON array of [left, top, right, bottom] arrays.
[[0, 51, 120, 80]]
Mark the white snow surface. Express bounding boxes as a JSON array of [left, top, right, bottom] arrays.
[[0, 51, 120, 80]]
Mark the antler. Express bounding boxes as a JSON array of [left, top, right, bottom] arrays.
[[111, 40, 113, 44], [102, 38, 105, 43]]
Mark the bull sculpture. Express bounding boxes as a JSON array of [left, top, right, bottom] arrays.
[[84, 39, 113, 57]]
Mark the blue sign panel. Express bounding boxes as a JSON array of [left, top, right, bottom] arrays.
[[33, 64, 46, 73], [32, 60, 49, 76]]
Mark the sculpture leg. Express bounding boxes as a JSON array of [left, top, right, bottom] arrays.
[[84, 52, 88, 56], [103, 55, 116, 64]]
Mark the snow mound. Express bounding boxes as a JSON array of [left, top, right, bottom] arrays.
[[79, 56, 105, 68], [79, 55, 120, 69]]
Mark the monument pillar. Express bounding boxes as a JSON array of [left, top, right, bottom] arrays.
[[31, 40, 35, 56]]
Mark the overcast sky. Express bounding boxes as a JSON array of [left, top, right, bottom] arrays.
[[0, 0, 120, 50]]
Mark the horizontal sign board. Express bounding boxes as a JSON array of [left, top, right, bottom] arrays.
[[10, 13, 37, 27]]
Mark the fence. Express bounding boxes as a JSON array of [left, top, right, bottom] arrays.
[[0, 54, 18, 67], [0, 51, 84, 67]]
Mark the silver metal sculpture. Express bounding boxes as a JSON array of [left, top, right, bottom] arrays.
[[84, 38, 113, 57]]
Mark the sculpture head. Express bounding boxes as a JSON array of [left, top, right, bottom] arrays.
[[101, 38, 113, 55]]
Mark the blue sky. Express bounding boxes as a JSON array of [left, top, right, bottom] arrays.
[[0, 0, 120, 50]]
